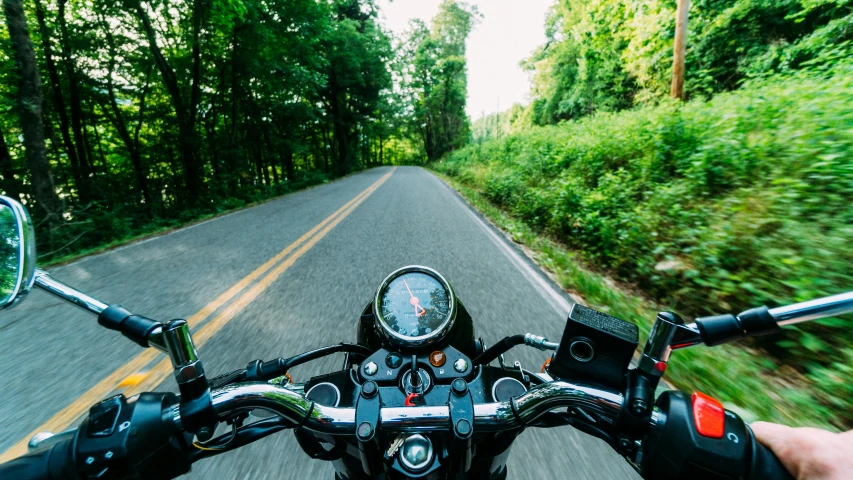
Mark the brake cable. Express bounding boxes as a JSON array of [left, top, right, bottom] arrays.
[[208, 342, 372, 388]]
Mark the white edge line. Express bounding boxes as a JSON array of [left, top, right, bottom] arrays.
[[428, 170, 573, 317]]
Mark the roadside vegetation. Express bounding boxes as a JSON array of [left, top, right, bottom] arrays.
[[437, 0, 853, 429]]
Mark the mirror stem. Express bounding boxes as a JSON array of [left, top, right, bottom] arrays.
[[33, 269, 169, 353], [33, 269, 108, 315]]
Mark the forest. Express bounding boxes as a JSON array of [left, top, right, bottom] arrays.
[[439, 0, 853, 428], [0, 0, 477, 261]]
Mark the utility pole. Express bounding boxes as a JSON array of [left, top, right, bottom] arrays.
[[671, 0, 690, 100]]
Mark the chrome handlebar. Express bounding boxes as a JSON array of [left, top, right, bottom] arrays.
[[176, 380, 623, 435], [769, 291, 853, 326], [174, 379, 624, 435]]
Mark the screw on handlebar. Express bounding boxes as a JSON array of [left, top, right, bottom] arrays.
[[630, 399, 648, 416]]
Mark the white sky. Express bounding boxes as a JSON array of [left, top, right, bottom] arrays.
[[377, 0, 553, 119]]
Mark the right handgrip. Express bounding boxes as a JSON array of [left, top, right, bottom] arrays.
[[746, 426, 794, 480], [641, 391, 795, 479]]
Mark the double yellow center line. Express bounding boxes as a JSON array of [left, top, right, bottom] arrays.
[[0, 167, 395, 462]]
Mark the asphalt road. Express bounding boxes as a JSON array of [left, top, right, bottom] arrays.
[[0, 166, 640, 479]]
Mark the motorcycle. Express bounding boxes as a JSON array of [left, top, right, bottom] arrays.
[[1, 194, 851, 480]]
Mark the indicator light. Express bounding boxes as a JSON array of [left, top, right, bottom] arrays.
[[429, 350, 446, 367]]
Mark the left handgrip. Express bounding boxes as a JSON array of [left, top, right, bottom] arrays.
[[98, 304, 162, 348], [0, 437, 78, 480]]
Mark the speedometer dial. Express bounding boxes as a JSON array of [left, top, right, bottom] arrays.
[[374, 266, 456, 347]]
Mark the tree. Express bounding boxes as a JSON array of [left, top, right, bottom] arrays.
[[132, 0, 205, 204], [0, 0, 402, 260], [3, 0, 60, 228], [400, 0, 479, 162], [521, 0, 853, 124], [320, 0, 393, 175]]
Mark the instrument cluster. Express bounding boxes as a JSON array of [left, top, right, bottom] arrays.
[[373, 266, 457, 347]]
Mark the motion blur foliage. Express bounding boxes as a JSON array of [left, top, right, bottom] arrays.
[[520, 0, 853, 125], [435, 62, 853, 426]]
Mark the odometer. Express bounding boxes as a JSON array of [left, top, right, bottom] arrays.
[[374, 266, 456, 347]]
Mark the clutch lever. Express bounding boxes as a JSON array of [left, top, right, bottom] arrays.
[[638, 290, 853, 378]]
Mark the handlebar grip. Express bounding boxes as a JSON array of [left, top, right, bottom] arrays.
[[0, 438, 78, 480], [746, 426, 794, 480], [641, 391, 796, 480]]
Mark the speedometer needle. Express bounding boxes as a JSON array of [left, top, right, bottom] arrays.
[[404, 280, 427, 317]]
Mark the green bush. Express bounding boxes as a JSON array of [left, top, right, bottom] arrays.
[[435, 62, 853, 427]]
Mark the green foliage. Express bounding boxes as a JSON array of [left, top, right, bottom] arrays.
[[396, 1, 480, 162], [43, 168, 337, 266], [0, 0, 408, 261], [435, 62, 853, 427], [437, 172, 842, 429], [520, 0, 853, 126]]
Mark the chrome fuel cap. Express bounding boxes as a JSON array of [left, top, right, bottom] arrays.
[[399, 434, 433, 472]]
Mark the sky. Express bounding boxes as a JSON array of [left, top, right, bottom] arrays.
[[377, 0, 553, 120]]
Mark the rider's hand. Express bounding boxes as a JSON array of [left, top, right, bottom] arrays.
[[751, 421, 853, 480]]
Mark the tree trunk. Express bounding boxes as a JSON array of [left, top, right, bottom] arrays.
[[283, 148, 294, 181], [253, 143, 264, 186], [261, 126, 279, 184], [321, 126, 330, 172], [102, 25, 152, 215], [135, 0, 201, 204], [3, 0, 61, 228], [228, 24, 241, 194], [259, 142, 270, 186], [81, 110, 96, 176], [332, 94, 349, 174], [91, 120, 109, 175], [0, 125, 22, 200], [57, 0, 92, 201], [208, 64, 226, 187], [34, 0, 89, 203], [186, 0, 204, 193]]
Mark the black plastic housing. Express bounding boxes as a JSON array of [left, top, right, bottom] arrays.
[[76, 393, 192, 479], [548, 304, 638, 389], [641, 391, 793, 480], [98, 304, 161, 348]]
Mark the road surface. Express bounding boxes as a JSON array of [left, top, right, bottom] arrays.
[[0, 166, 640, 479]]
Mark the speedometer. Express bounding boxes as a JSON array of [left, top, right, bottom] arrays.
[[373, 266, 457, 347]]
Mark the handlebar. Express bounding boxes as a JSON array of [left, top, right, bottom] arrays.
[[0, 438, 77, 480], [2, 378, 794, 480], [173, 379, 625, 435]]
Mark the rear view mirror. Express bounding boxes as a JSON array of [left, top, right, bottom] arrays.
[[0, 195, 36, 310]]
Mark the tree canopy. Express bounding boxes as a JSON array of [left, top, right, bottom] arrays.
[[0, 0, 477, 260], [519, 0, 853, 126]]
